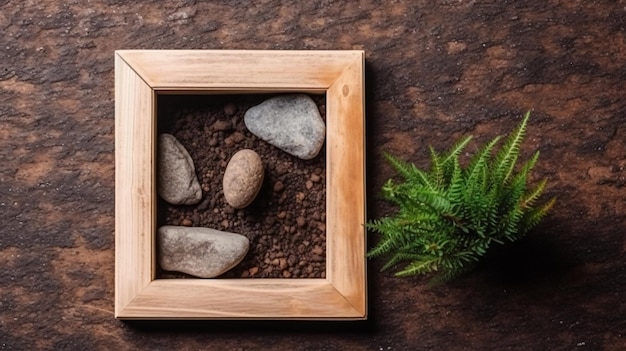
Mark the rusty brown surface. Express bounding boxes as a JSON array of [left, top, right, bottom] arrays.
[[0, 0, 624, 349]]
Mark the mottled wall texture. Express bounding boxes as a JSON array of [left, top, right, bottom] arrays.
[[1, 1, 624, 349]]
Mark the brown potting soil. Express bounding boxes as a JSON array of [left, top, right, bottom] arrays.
[[156, 94, 327, 279]]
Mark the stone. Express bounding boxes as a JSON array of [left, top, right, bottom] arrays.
[[223, 149, 264, 209], [244, 94, 325, 160], [273, 180, 284, 192], [157, 133, 202, 205], [157, 226, 249, 278], [224, 131, 245, 145], [223, 103, 237, 116], [211, 119, 232, 131]]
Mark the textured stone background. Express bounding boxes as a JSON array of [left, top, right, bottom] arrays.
[[1, 0, 625, 349]]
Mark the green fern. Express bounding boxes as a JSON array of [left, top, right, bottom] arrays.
[[367, 111, 555, 284]]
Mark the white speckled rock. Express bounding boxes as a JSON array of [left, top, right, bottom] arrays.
[[223, 149, 264, 209], [244, 94, 326, 160], [157, 226, 249, 278], [157, 133, 202, 205]]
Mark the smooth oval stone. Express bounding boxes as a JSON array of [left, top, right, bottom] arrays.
[[223, 149, 264, 209], [244, 94, 326, 160], [157, 226, 250, 278], [157, 133, 202, 205]]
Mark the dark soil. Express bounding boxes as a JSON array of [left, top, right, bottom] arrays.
[[156, 94, 327, 279]]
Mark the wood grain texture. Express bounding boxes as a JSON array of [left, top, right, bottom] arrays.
[[117, 50, 362, 91], [114, 55, 156, 317], [120, 279, 361, 319], [326, 54, 367, 315], [115, 50, 366, 319]]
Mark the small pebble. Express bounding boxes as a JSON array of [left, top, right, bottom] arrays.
[[249, 267, 259, 275], [211, 119, 232, 131], [310, 174, 321, 183], [224, 103, 237, 116], [282, 270, 292, 278], [181, 218, 193, 226], [296, 192, 305, 202], [196, 197, 211, 210], [224, 131, 245, 145], [311, 254, 324, 262], [277, 211, 287, 219], [273, 181, 285, 192], [296, 216, 306, 228], [288, 255, 297, 266], [223, 149, 264, 209], [305, 180, 313, 189]]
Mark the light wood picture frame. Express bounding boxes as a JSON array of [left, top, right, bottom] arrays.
[[115, 50, 366, 320]]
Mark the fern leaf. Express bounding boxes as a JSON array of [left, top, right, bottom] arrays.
[[395, 256, 441, 277], [428, 257, 478, 286], [440, 135, 473, 169], [494, 111, 530, 182], [385, 152, 439, 191], [466, 136, 501, 188], [429, 145, 444, 187], [384, 152, 414, 179], [380, 252, 426, 272], [447, 158, 464, 203], [520, 197, 556, 233], [521, 177, 547, 209], [367, 235, 397, 258]]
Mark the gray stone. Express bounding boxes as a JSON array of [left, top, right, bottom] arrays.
[[244, 94, 325, 160], [223, 149, 264, 209], [157, 226, 250, 278], [157, 133, 202, 205]]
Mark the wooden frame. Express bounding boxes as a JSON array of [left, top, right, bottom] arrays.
[[115, 50, 366, 319]]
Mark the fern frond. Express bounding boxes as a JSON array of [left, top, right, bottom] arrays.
[[429, 146, 444, 187], [521, 178, 547, 209], [520, 197, 556, 234], [428, 256, 478, 286], [395, 256, 442, 277], [385, 152, 439, 192], [494, 111, 530, 182], [380, 252, 427, 272], [446, 158, 464, 205], [441, 135, 473, 169], [384, 152, 414, 180], [466, 136, 501, 188]]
